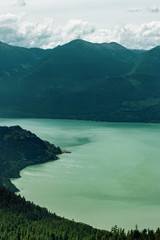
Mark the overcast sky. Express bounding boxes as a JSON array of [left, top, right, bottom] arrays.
[[0, 0, 160, 49]]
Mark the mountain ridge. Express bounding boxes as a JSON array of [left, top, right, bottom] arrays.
[[0, 39, 159, 122]]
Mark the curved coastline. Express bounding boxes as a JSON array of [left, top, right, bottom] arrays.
[[10, 147, 71, 192], [0, 125, 64, 192]]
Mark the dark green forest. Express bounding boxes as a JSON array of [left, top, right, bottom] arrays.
[[1, 185, 160, 240], [0, 39, 160, 122], [0, 40, 160, 239], [0, 125, 62, 191]]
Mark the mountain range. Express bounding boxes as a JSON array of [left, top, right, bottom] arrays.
[[0, 39, 160, 122]]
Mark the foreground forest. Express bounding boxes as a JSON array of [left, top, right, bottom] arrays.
[[0, 185, 160, 240]]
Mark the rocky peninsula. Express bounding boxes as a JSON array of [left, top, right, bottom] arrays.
[[0, 125, 62, 192]]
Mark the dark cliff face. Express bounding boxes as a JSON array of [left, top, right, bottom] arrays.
[[0, 125, 62, 191]]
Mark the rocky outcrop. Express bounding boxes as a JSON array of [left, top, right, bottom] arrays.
[[60, 148, 71, 153]]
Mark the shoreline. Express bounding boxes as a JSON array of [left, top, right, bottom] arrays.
[[9, 148, 71, 192]]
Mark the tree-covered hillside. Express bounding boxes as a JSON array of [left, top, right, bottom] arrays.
[[0, 39, 160, 122], [0, 41, 50, 81], [0, 185, 160, 240], [0, 125, 62, 191]]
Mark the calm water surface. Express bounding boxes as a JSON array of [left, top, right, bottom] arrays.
[[0, 118, 160, 230]]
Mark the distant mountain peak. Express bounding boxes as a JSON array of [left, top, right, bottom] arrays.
[[62, 39, 94, 48], [69, 39, 88, 44], [108, 42, 126, 49], [60, 39, 129, 52], [0, 39, 159, 123]]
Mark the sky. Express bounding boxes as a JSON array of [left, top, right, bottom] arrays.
[[0, 0, 160, 49]]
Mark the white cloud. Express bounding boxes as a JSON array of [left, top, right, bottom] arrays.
[[128, 8, 143, 13], [78, 22, 160, 50], [117, 22, 160, 49], [12, 0, 26, 7], [0, 13, 18, 24], [0, 13, 160, 50], [147, 7, 160, 13], [62, 19, 95, 40], [128, 7, 160, 14]]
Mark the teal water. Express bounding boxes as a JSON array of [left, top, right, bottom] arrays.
[[0, 118, 160, 230]]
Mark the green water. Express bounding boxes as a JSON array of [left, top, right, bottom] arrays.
[[1, 118, 160, 230]]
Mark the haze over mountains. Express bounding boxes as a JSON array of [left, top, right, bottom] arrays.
[[0, 39, 160, 122]]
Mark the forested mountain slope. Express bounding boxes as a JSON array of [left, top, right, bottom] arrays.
[[0, 125, 62, 191], [0, 41, 50, 81], [0, 39, 160, 122], [0, 185, 160, 240]]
